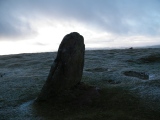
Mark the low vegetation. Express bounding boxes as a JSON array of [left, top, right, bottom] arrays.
[[0, 48, 160, 119]]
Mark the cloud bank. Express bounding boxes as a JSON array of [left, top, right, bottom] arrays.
[[0, 0, 160, 39], [0, 0, 160, 55]]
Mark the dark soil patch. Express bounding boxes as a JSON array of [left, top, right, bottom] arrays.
[[123, 71, 149, 80]]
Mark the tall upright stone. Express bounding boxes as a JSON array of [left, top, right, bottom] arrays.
[[36, 32, 85, 101]]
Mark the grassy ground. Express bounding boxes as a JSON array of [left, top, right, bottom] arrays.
[[0, 49, 160, 119]]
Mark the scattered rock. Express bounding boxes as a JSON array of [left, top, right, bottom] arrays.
[[0, 73, 5, 77], [36, 32, 85, 101], [123, 71, 149, 80], [129, 47, 133, 50]]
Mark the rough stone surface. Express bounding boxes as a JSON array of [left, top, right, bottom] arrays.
[[36, 32, 85, 101]]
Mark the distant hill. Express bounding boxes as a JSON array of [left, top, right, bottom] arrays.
[[145, 45, 160, 48]]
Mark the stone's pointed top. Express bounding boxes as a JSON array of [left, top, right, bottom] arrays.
[[65, 32, 83, 36], [63, 32, 84, 42], [63, 32, 83, 38], [36, 32, 85, 102], [59, 32, 84, 48]]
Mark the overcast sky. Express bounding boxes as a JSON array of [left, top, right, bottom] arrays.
[[0, 0, 160, 55]]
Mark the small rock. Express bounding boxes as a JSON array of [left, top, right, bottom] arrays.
[[0, 73, 5, 77]]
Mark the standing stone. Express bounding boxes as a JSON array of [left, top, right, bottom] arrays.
[[36, 32, 85, 101]]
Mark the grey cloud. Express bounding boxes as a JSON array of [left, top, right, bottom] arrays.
[[0, 0, 36, 39], [92, 0, 160, 36], [0, 0, 160, 40], [0, 16, 35, 39]]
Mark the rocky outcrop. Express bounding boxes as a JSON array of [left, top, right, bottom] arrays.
[[36, 32, 85, 101]]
